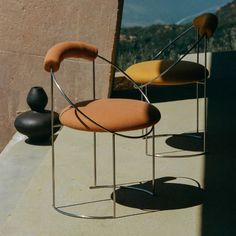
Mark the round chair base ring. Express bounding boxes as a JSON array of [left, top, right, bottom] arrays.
[[53, 183, 156, 219], [145, 132, 206, 158], [54, 206, 114, 219]]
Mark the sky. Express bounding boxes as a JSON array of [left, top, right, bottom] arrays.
[[122, 0, 233, 27]]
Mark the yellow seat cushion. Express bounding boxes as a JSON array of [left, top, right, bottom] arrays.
[[125, 60, 208, 86], [60, 99, 161, 132]]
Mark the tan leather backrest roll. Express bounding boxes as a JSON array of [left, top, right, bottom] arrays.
[[193, 13, 218, 38], [44, 41, 98, 72]]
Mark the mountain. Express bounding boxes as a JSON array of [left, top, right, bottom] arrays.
[[122, 0, 233, 27], [115, 0, 236, 87]]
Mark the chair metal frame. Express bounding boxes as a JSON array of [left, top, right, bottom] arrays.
[[50, 54, 158, 219], [138, 14, 217, 158], [145, 36, 208, 157]]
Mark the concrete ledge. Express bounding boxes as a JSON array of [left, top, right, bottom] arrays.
[[0, 100, 205, 236], [0, 133, 51, 227]]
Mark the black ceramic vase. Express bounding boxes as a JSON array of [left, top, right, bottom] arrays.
[[14, 87, 60, 144], [26, 87, 48, 112]]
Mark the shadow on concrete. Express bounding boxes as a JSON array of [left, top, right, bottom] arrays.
[[115, 176, 204, 211], [112, 51, 236, 234], [166, 132, 204, 152], [54, 177, 203, 219], [25, 134, 59, 146], [111, 82, 202, 103], [201, 51, 236, 236]]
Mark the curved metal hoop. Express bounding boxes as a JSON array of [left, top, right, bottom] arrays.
[[138, 35, 205, 88], [145, 132, 206, 158], [97, 55, 150, 103], [137, 24, 209, 158], [50, 124, 156, 219], [54, 200, 114, 219], [49, 48, 158, 219], [152, 25, 194, 60], [51, 68, 154, 139]]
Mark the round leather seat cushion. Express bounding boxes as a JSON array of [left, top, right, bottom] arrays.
[[125, 60, 208, 85], [60, 98, 161, 132]]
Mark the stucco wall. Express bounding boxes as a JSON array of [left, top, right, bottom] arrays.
[[0, 0, 123, 151]]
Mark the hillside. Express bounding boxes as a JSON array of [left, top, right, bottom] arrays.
[[122, 0, 232, 26], [116, 0, 236, 72]]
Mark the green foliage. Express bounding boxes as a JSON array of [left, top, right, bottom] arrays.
[[116, 0, 236, 70]]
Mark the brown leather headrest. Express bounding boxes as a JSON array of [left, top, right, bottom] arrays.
[[44, 41, 98, 72], [193, 13, 218, 38]]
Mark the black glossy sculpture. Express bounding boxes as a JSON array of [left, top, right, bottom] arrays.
[[14, 87, 60, 144]]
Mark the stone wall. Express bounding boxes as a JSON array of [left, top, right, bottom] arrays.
[[0, 0, 123, 151]]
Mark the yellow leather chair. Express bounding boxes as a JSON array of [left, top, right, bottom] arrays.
[[44, 41, 161, 218], [125, 13, 218, 157]]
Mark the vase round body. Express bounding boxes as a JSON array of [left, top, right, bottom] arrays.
[[14, 86, 60, 144], [15, 111, 60, 143]]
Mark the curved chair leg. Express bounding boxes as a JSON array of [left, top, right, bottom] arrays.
[[50, 76, 116, 219], [151, 126, 156, 195], [51, 133, 116, 219], [94, 127, 157, 198], [196, 82, 200, 133], [112, 133, 116, 218], [120, 126, 157, 196], [145, 110, 206, 158], [51, 75, 56, 208], [144, 83, 206, 158], [51, 127, 158, 218], [93, 132, 97, 186]]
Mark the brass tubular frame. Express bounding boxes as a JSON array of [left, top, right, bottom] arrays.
[[112, 133, 116, 217], [143, 32, 208, 158], [152, 126, 156, 194], [196, 29, 200, 134], [50, 56, 159, 219], [121, 125, 156, 196], [50, 71, 56, 208], [152, 26, 193, 60], [139, 35, 204, 88], [203, 37, 208, 153], [92, 61, 97, 187]]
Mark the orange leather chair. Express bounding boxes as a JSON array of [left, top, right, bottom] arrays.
[[44, 41, 161, 218]]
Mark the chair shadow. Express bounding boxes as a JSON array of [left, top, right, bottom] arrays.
[[114, 176, 205, 211], [54, 177, 204, 219], [165, 132, 204, 152], [111, 84, 200, 103]]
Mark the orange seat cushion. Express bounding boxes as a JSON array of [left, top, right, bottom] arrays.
[[125, 60, 208, 86], [60, 99, 161, 132]]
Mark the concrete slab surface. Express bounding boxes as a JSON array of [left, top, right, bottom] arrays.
[[0, 99, 206, 236], [0, 133, 51, 226]]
